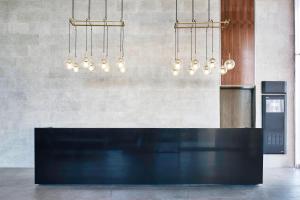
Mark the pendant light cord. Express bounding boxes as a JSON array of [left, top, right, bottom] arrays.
[[88, 0, 91, 19], [105, 0, 108, 20], [194, 23, 197, 57], [220, 22, 222, 65], [72, 0, 74, 19], [206, 28, 208, 61], [176, 0, 178, 22], [190, 0, 194, 61], [103, 0, 108, 57], [192, 0, 194, 22], [106, 26, 109, 57], [190, 28, 193, 61], [105, 0, 108, 58], [90, 26, 93, 57], [71, 0, 74, 57], [175, 0, 179, 59], [120, 26, 125, 58], [120, 27, 122, 55], [211, 20, 214, 57], [122, 26, 124, 58], [122, 0, 125, 58], [208, 0, 212, 59], [85, 19, 88, 53], [68, 22, 71, 55], [103, 25, 106, 57], [119, 27, 124, 58], [121, 0, 123, 21], [174, 29, 177, 59], [75, 26, 77, 58], [177, 29, 179, 57], [175, 0, 177, 60], [87, 0, 91, 55], [208, 0, 210, 21], [193, 0, 196, 57], [120, 0, 124, 58]]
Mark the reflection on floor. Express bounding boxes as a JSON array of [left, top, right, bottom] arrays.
[[0, 168, 299, 200]]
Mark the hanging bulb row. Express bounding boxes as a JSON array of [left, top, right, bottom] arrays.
[[65, 0, 126, 74], [172, 0, 235, 77], [65, 55, 125, 73], [172, 28, 229, 76], [172, 56, 235, 77], [172, 22, 235, 76], [64, 24, 126, 74], [65, 20, 126, 74]]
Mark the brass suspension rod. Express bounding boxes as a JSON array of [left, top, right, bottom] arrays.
[[175, 26, 227, 29], [175, 19, 230, 29], [69, 18, 125, 27], [176, 20, 230, 25]]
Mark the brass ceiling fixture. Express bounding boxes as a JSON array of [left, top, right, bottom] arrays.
[[172, 0, 235, 76], [65, 0, 126, 73]]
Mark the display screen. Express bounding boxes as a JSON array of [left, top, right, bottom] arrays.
[[266, 99, 284, 113]]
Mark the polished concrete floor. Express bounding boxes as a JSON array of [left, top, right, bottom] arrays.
[[0, 168, 299, 200]]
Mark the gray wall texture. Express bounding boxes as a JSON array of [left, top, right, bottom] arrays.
[[0, 0, 221, 167], [0, 0, 295, 168], [256, 0, 295, 167]]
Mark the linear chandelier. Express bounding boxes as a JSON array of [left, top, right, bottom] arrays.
[[172, 0, 235, 76], [65, 0, 126, 73]]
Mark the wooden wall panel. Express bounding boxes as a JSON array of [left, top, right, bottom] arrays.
[[221, 0, 255, 85]]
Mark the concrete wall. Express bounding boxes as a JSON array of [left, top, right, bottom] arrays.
[[0, 0, 295, 168], [256, 0, 295, 168], [0, 0, 221, 167]]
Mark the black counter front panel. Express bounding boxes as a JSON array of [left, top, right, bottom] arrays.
[[35, 128, 263, 185]]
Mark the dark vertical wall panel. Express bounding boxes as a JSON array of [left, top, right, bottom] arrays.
[[221, 0, 255, 85]]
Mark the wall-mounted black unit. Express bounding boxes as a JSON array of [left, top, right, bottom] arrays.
[[35, 128, 263, 185], [262, 81, 287, 154], [262, 81, 287, 94]]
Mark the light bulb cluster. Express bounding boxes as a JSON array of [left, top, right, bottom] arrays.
[[65, 55, 125, 73], [171, 57, 218, 76], [65, 0, 126, 76], [172, 0, 235, 78], [220, 55, 236, 75], [172, 55, 235, 76]]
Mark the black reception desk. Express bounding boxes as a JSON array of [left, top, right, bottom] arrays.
[[35, 128, 263, 185]]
